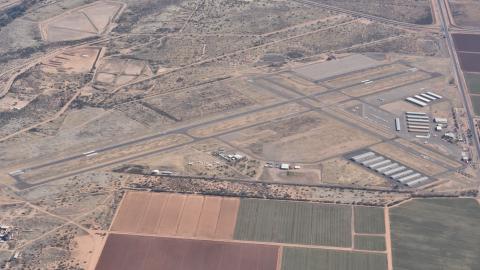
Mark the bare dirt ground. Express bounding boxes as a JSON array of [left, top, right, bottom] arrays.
[[223, 111, 382, 163], [40, 1, 124, 42], [449, 0, 480, 27], [321, 158, 391, 188]]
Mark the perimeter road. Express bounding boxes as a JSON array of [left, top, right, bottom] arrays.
[[437, 0, 480, 159]]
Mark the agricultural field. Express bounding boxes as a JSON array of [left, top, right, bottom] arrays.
[[471, 95, 480, 116], [96, 234, 279, 270], [390, 198, 480, 270], [91, 191, 395, 269], [354, 235, 386, 251], [40, 1, 124, 42], [465, 72, 480, 94], [281, 247, 388, 270], [354, 206, 385, 234], [111, 192, 239, 239], [450, 0, 480, 27], [457, 52, 480, 73], [452, 33, 480, 52], [234, 199, 352, 247]]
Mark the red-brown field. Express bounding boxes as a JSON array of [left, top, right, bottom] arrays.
[[95, 234, 279, 270], [110, 192, 239, 239], [453, 33, 480, 52], [457, 52, 480, 72]]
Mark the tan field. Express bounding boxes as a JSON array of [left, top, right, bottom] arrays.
[[188, 103, 307, 138], [223, 111, 382, 163], [111, 192, 240, 240], [40, 1, 124, 42]]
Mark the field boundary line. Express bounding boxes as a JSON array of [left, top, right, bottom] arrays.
[[174, 194, 188, 235], [213, 197, 225, 237], [384, 207, 393, 270], [388, 198, 413, 208], [276, 246, 283, 270], [354, 233, 386, 236], [193, 195, 207, 237], [351, 205, 355, 248], [153, 193, 170, 235], [135, 192, 154, 233]]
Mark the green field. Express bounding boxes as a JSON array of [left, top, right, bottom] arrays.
[[354, 235, 386, 251], [354, 206, 385, 234], [234, 199, 352, 247], [390, 198, 480, 270], [281, 247, 387, 270], [465, 72, 480, 94], [471, 95, 480, 116]]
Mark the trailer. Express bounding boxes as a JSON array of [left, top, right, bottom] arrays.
[[406, 115, 429, 119], [406, 118, 429, 123], [406, 112, 427, 115], [434, 118, 448, 124], [406, 97, 427, 107], [395, 118, 401, 131], [407, 125, 430, 129], [408, 130, 430, 134]]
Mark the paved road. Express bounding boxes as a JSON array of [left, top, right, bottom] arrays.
[[437, 0, 480, 159], [293, 0, 437, 31]]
